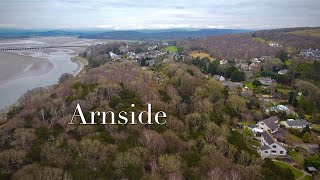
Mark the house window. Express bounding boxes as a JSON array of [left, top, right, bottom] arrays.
[[280, 151, 284, 154], [271, 150, 276, 154], [272, 145, 276, 148], [264, 151, 268, 153]]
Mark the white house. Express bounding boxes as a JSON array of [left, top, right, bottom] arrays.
[[269, 43, 280, 47], [260, 131, 287, 157], [213, 75, 226, 82], [278, 69, 288, 75], [220, 59, 228, 65], [281, 119, 311, 129], [109, 52, 121, 60], [257, 116, 279, 133]]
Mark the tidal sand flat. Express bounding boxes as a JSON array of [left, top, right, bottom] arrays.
[[0, 52, 53, 85], [0, 37, 98, 110]]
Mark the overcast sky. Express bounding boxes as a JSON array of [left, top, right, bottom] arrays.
[[0, 0, 319, 30]]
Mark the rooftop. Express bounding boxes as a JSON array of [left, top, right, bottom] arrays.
[[260, 145, 271, 151], [261, 116, 279, 130], [261, 131, 275, 145], [286, 119, 311, 127]]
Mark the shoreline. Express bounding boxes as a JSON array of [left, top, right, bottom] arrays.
[[0, 52, 88, 116]]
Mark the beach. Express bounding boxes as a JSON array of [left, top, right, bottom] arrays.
[[0, 37, 97, 110]]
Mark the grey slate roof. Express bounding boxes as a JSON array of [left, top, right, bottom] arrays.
[[275, 141, 285, 149], [307, 166, 317, 172], [261, 131, 286, 149], [247, 124, 257, 129], [261, 131, 275, 145], [286, 119, 311, 127], [262, 116, 279, 130], [260, 145, 271, 151]]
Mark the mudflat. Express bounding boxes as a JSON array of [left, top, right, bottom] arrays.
[[0, 52, 53, 85]]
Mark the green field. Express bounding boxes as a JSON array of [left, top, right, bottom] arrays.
[[243, 82, 256, 89], [252, 37, 273, 44], [273, 160, 304, 179], [164, 45, 178, 53], [301, 175, 312, 180]]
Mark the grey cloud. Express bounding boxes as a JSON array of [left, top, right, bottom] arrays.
[[0, 0, 319, 29]]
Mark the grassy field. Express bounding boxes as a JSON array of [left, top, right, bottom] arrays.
[[289, 150, 304, 165], [289, 28, 320, 37], [189, 51, 215, 61], [243, 81, 256, 89], [273, 160, 304, 179], [312, 124, 320, 131], [252, 37, 273, 44], [163, 45, 178, 53], [301, 175, 312, 180]]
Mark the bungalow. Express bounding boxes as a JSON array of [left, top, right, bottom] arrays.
[[259, 56, 272, 62], [269, 43, 280, 47], [260, 131, 287, 157], [249, 63, 260, 71], [213, 75, 226, 82], [146, 60, 155, 66], [266, 105, 296, 116], [257, 116, 279, 133], [281, 119, 311, 129], [220, 59, 228, 65], [251, 58, 261, 63], [222, 81, 243, 88], [109, 52, 121, 60], [258, 77, 275, 86], [240, 63, 250, 71], [278, 69, 288, 75]]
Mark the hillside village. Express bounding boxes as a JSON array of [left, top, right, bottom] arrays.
[[1, 28, 320, 180], [76, 34, 320, 179]]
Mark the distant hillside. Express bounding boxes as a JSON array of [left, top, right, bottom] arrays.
[[79, 29, 251, 40], [0, 29, 102, 39], [0, 29, 251, 40], [177, 27, 320, 59]]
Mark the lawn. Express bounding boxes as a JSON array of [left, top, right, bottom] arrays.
[[312, 124, 320, 131], [290, 134, 304, 143], [243, 82, 256, 89], [164, 46, 178, 53], [189, 51, 215, 61], [289, 150, 304, 165], [301, 175, 312, 180], [273, 160, 304, 179], [277, 88, 292, 94]]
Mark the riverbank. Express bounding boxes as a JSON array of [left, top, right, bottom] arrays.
[[0, 54, 88, 125]]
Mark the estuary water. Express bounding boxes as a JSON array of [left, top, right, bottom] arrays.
[[0, 37, 99, 110]]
